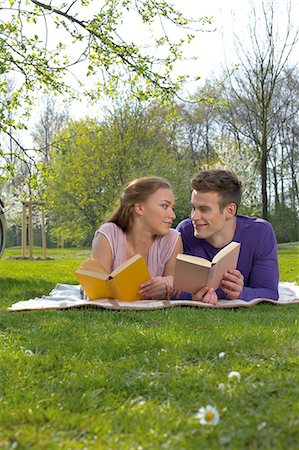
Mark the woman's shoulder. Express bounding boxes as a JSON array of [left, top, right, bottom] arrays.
[[98, 222, 119, 232], [155, 228, 180, 248], [94, 222, 125, 241], [96, 222, 123, 235], [150, 228, 180, 269], [160, 227, 180, 240], [168, 228, 181, 238]]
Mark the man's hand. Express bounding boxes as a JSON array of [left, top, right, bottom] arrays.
[[139, 276, 173, 300], [220, 269, 244, 299], [192, 287, 218, 305]]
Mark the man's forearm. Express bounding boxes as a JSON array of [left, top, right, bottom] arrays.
[[239, 286, 279, 301]]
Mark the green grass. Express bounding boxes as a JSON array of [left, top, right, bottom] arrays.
[[277, 242, 299, 283], [0, 246, 299, 449]]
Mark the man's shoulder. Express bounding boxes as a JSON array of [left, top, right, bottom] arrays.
[[237, 214, 273, 229], [236, 215, 275, 241], [176, 218, 193, 233]]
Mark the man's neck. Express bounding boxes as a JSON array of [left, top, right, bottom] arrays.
[[206, 217, 237, 249]]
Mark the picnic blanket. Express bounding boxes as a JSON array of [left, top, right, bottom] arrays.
[[8, 282, 299, 311]]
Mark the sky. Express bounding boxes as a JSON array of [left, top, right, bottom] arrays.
[[152, 0, 249, 81], [67, 0, 298, 114], [64, 0, 252, 117], [174, 0, 248, 78], [20, 0, 299, 140]]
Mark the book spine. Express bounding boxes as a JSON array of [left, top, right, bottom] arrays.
[[206, 265, 222, 289], [107, 278, 122, 300], [107, 277, 142, 301]]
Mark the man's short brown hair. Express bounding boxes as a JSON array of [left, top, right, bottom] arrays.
[[190, 169, 242, 211]]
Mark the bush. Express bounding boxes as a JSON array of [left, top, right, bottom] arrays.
[[269, 203, 299, 243]]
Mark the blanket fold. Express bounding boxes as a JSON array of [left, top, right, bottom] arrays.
[[8, 282, 299, 311]]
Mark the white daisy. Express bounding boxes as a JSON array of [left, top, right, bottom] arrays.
[[257, 421, 267, 431], [228, 371, 241, 382], [195, 405, 220, 425], [218, 383, 226, 392]]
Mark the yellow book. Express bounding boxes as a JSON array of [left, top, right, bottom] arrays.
[[75, 254, 151, 301], [174, 241, 241, 294]]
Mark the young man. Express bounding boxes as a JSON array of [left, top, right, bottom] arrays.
[[176, 170, 279, 304]]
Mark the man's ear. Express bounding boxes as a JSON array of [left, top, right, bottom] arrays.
[[225, 203, 237, 218]]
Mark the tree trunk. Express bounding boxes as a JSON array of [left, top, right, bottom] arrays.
[[261, 125, 268, 219]]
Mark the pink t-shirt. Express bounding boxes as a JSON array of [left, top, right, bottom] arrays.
[[92, 222, 180, 277]]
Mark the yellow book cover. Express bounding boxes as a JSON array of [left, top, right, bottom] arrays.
[[174, 242, 241, 294], [74, 258, 112, 300], [75, 254, 151, 301]]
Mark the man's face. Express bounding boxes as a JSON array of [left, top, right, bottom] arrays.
[[190, 190, 228, 241]]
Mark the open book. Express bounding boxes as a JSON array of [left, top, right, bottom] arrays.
[[75, 254, 151, 301], [174, 241, 241, 294]]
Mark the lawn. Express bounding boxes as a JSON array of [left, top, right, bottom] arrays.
[[0, 245, 298, 449]]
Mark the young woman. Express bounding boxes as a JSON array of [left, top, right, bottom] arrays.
[[92, 176, 182, 299]]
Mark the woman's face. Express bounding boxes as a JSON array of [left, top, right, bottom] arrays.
[[137, 188, 176, 236]]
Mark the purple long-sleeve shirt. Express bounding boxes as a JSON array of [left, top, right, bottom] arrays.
[[176, 215, 279, 301]]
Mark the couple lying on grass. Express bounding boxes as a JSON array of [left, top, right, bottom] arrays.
[[89, 169, 279, 305]]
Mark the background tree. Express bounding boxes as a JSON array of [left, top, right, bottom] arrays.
[[216, 137, 262, 215], [178, 80, 225, 169], [31, 95, 69, 163], [222, 0, 298, 218], [45, 99, 195, 246], [272, 68, 299, 210], [0, 0, 209, 175]]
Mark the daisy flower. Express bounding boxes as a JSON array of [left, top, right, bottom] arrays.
[[228, 371, 241, 382], [195, 405, 220, 425]]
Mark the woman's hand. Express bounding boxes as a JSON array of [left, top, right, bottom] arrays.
[[139, 275, 174, 300], [192, 287, 218, 305]]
